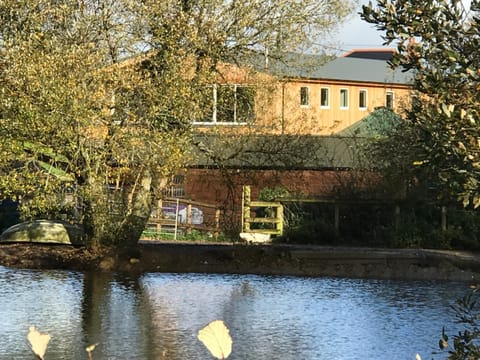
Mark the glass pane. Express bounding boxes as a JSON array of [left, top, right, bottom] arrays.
[[321, 88, 329, 107], [340, 89, 348, 108], [386, 92, 394, 109], [300, 87, 309, 106], [236, 86, 255, 123], [359, 90, 367, 108], [198, 86, 214, 122], [217, 85, 235, 122]]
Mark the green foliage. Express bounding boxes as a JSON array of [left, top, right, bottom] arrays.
[[0, 0, 354, 248], [279, 202, 339, 245], [361, 0, 480, 207], [282, 217, 339, 245], [258, 186, 291, 202], [278, 200, 480, 250], [256, 186, 291, 229], [141, 229, 230, 242], [440, 291, 480, 359]]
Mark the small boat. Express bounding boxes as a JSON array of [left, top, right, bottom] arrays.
[[0, 220, 84, 245]]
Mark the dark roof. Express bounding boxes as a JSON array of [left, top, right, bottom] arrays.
[[190, 134, 369, 170], [243, 51, 412, 85], [242, 52, 333, 79], [342, 49, 395, 61], [304, 57, 412, 85]]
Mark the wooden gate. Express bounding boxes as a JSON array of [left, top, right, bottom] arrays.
[[241, 186, 283, 236]]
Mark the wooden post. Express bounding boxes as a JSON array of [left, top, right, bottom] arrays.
[[186, 204, 192, 234], [243, 186, 251, 232], [277, 204, 284, 235], [334, 203, 340, 231], [441, 206, 447, 232], [395, 205, 400, 231], [174, 198, 179, 241], [157, 199, 163, 234], [214, 208, 221, 239]]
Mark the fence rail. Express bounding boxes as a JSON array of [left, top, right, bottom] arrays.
[[143, 198, 221, 241], [242, 186, 284, 236]]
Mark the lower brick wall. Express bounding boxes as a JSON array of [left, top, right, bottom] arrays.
[[185, 168, 351, 204], [182, 168, 377, 232]]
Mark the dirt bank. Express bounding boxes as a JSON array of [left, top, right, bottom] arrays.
[[1, 241, 480, 281]]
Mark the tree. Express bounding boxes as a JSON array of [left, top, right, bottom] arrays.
[[361, 0, 480, 207], [0, 0, 354, 249]]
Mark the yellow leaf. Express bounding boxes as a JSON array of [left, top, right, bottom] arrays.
[[27, 326, 51, 360], [198, 320, 232, 359], [86, 343, 99, 352]]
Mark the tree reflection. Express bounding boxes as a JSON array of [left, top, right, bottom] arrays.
[[80, 272, 178, 359]]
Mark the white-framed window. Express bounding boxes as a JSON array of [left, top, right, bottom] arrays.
[[195, 84, 255, 124], [320, 87, 330, 108], [359, 89, 368, 110], [340, 88, 349, 109], [300, 86, 310, 107], [386, 91, 394, 109]]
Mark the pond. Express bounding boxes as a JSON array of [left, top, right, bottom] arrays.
[[0, 266, 472, 359]]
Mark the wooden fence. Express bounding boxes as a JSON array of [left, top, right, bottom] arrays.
[[278, 198, 450, 232], [242, 186, 284, 236], [143, 198, 221, 240]]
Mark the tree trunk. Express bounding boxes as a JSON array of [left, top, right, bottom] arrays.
[[115, 170, 154, 250], [82, 169, 156, 251]]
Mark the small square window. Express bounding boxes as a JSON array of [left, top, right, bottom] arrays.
[[359, 90, 367, 110], [340, 88, 349, 109], [300, 87, 309, 107], [320, 87, 330, 108]]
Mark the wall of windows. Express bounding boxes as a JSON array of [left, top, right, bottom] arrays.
[[196, 84, 255, 124], [194, 78, 407, 136]]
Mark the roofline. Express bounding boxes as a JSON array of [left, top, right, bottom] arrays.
[[341, 48, 396, 57], [279, 77, 412, 87]]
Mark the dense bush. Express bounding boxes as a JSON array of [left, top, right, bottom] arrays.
[[439, 290, 480, 359], [278, 201, 480, 250]]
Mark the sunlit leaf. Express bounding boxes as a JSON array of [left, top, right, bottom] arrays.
[[198, 320, 232, 359], [86, 343, 99, 352], [27, 325, 51, 360]]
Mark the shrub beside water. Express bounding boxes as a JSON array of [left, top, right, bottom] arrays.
[[277, 201, 480, 250]]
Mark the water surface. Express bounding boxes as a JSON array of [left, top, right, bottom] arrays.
[[0, 266, 470, 359]]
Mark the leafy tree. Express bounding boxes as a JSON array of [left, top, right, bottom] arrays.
[[439, 290, 480, 359], [0, 0, 353, 249], [361, 0, 480, 207]]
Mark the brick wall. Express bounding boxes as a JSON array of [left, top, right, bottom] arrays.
[[185, 168, 353, 203]]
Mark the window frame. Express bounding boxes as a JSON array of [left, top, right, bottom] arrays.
[[386, 91, 394, 109], [320, 87, 330, 109], [358, 89, 368, 110], [300, 86, 310, 107], [339, 88, 349, 110], [193, 84, 255, 125]]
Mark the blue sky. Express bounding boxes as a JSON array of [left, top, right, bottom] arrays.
[[332, 0, 386, 54], [334, 0, 474, 54]]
